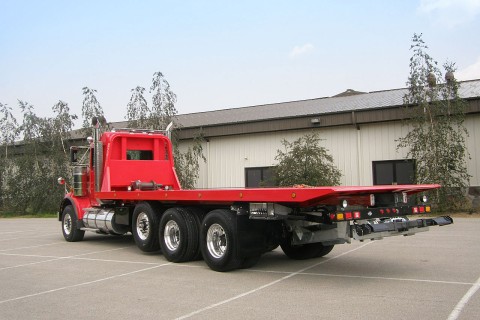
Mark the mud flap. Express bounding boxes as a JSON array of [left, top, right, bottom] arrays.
[[235, 214, 282, 258]]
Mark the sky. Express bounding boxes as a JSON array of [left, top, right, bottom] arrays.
[[1, 0, 480, 127]]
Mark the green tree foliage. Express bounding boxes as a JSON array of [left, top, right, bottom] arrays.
[[174, 135, 206, 189], [397, 33, 470, 210], [125, 72, 205, 189], [126, 72, 178, 130], [0, 103, 19, 159], [0, 70, 204, 215], [150, 71, 178, 130], [1, 101, 77, 214], [126, 86, 150, 128], [274, 132, 341, 187], [50, 100, 78, 179], [81, 87, 105, 135], [0, 103, 19, 210]]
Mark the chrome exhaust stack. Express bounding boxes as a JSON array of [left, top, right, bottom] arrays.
[[92, 116, 106, 192], [165, 121, 173, 140]]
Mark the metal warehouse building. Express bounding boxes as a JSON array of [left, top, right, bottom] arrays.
[[173, 79, 480, 203]]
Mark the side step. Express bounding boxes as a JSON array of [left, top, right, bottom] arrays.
[[352, 216, 453, 241]]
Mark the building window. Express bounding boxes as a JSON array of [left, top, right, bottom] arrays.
[[245, 167, 275, 188], [372, 160, 415, 185]]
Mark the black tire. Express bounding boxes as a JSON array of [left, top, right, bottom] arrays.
[[159, 207, 199, 262], [265, 244, 279, 252], [61, 205, 85, 242], [281, 239, 334, 260], [240, 255, 261, 269], [186, 207, 205, 261], [316, 244, 334, 257], [132, 202, 161, 252], [200, 209, 242, 272]]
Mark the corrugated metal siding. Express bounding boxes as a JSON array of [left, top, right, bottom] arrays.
[[357, 122, 411, 185], [191, 127, 361, 188], [179, 112, 479, 189]]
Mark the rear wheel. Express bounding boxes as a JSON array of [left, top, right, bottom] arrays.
[[201, 209, 242, 272], [159, 207, 199, 262], [241, 255, 261, 269], [281, 239, 334, 260], [186, 207, 206, 260], [62, 205, 85, 242], [315, 243, 334, 257], [132, 202, 161, 252]]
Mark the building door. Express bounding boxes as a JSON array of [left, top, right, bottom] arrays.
[[372, 160, 415, 185]]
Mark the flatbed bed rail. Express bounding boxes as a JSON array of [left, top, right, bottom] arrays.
[[95, 184, 440, 207]]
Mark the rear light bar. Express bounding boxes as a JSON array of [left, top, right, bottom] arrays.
[[329, 205, 431, 222]]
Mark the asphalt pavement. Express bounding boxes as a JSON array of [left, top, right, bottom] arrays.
[[0, 217, 479, 320]]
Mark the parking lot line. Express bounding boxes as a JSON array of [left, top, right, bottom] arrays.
[[447, 274, 480, 320], [0, 230, 38, 235], [0, 233, 60, 242], [1, 218, 479, 319], [0, 251, 161, 265], [0, 263, 171, 305], [175, 242, 373, 320], [246, 269, 474, 286], [0, 241, 64, 252], [0, 246, 133, 271]]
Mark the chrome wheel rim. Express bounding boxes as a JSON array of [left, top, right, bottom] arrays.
[[164, 220, 180, 251], [136, 212, 150, 241], [63, 213, 72, 235], [206, 223, 227, 259]]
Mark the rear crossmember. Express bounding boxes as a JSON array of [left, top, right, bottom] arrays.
[[352, 216, 453, 241], [247, 202, 434, 222], [327, 204, 433, 222]]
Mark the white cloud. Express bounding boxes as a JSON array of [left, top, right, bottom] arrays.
[[289, 43, 314, 58], [457, 56, 480, 80], [417, 0, 480, 28]]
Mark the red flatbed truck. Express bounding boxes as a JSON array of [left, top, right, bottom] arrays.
[[58, 118, 453, 271]]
